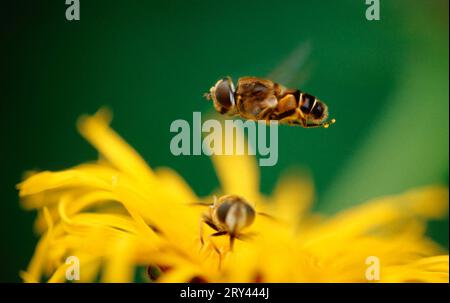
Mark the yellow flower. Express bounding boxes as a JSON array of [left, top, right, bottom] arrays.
[[18, 109, 449, 283]]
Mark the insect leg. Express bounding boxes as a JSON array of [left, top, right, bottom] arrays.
[[190, 202, 213, 207], [199, 215, 219, 248], [206, 229, 227, 247], [209, 241, 222, 271], [190, 195, 217, 207], [303, 118, 336, 128], [257, 211, 278, 221], [204, 217, 220, 231], [205, 228, 226, 270], [199, 216, 205, 247], [236, 231, 258, 241], [229, 235, 236, 251], [255, 107, 276, 123], [209, 231, 228, 238], [322, 118, 336, 128], [269, 110, 298, 125]]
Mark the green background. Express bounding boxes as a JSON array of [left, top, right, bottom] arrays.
[[1, 0, 448, 282]]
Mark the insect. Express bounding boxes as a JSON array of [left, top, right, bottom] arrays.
[[204, 76, 336, 128], [199, 195, 260, 251]]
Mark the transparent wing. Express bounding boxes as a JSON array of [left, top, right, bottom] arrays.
[[266, 41, 312, 87]]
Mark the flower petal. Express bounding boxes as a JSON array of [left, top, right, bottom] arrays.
[[77, 108, 155, 184], [270, 171, 314, 226], [101, 236, 136, 283], [211, 126, 259, 203]]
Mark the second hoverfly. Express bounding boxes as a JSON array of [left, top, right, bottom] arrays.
[[205, 76, 335, 128]]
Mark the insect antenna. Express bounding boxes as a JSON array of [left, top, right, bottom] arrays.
[[203, 92, 211, 100]]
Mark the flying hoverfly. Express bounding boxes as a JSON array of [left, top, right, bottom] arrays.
[[204, 76, 335, 128]]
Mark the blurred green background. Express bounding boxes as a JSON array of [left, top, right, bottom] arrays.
[[1, 0, 448, 282]]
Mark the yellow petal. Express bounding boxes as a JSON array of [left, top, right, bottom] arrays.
[[155, 167, 198, 203], [211, 125, 259, 203], [22, 207, 54, 282], [101, 236, 136, 283], [77, 108, 155, 184], [270, 170, 314, 226], [382, 255, 449, 282], [302, 186, 449, 245]]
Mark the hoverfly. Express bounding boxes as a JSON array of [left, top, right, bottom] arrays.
[[199, 195, 265, 251], [204, 76, 335, 128]]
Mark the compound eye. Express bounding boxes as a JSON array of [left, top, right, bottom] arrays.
[[300, 93, 315, 113], [214, 78, 235, 112], [311, 102, 325, 119], [243, 203, 256, 226], [217, 201, 232, 224]]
